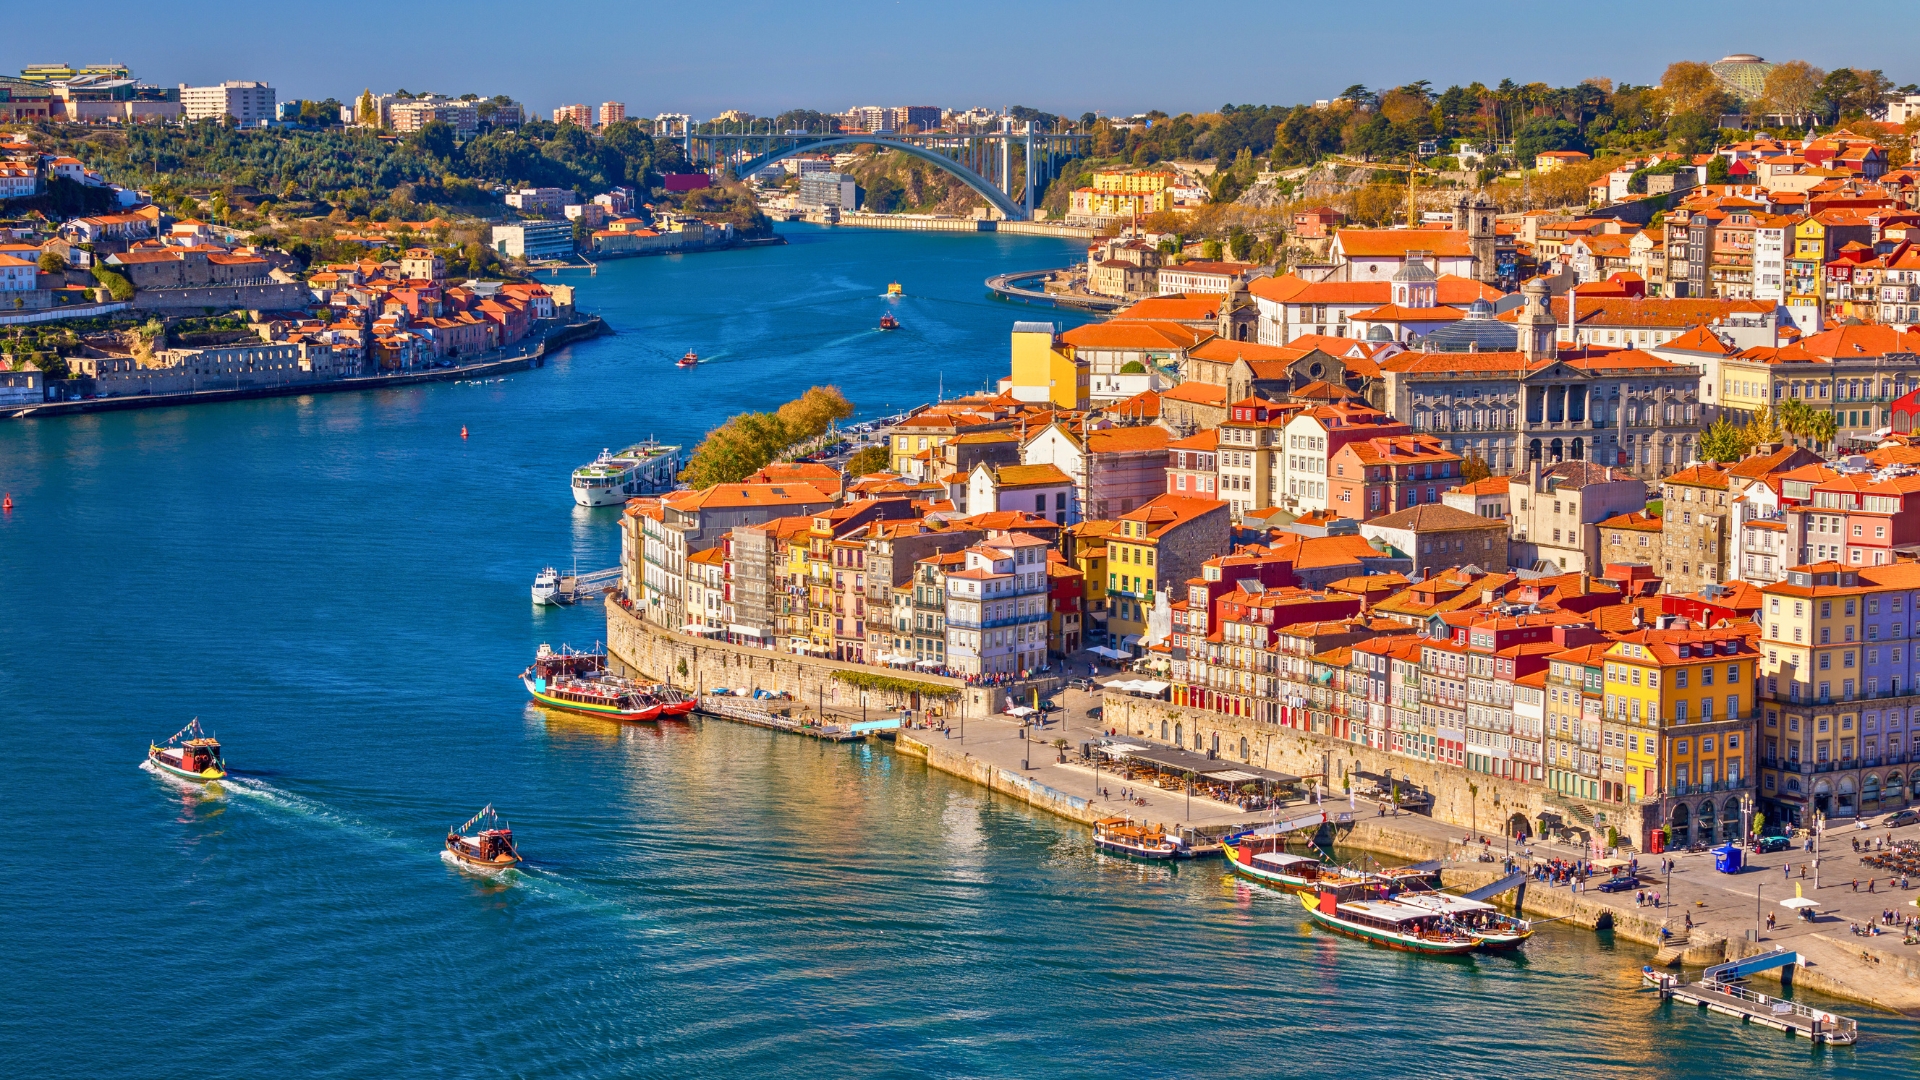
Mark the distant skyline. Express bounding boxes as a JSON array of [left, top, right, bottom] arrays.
[[6, 0, 1917, 120]]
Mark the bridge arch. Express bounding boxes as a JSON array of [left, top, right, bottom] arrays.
[[717, 136, 1029, 220]]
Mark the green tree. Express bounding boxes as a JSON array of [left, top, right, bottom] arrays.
[[1669, 112, 1717, 155], [1200, 238, 1223, 260], [408, 119, 457, 162], [1698, 417, 1752, 463], [91, 265, 134, 301], [356, 89, 377, 128], [37, 251, 67, 273], [845, 444, 890, 477]]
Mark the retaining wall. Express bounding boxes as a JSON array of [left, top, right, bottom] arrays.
[[132, 283, 310, 311]]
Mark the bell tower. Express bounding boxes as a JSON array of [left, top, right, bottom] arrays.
[[1516, 277, 1558, 361], [1455, 191, 1498, 284]]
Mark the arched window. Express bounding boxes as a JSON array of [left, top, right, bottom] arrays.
[[1174, 722, 1183, 746], [1211, 733, 1220, 755], [1240, 736, 1250, 761], [1161, 720, 1169, 741]]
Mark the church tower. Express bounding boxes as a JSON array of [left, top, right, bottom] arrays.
[[1516, 276, 1558, 361], [1454, 191, 1498, 284], [1216, 278, 1258, 342]]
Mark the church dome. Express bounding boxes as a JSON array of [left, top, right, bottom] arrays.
[[1365, 324, 1394, 342], [1466, 298, 1494, 320]]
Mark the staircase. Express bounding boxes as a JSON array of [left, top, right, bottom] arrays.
[[1652, 943, 1687, 967], [1542, 791, 1596, 828]]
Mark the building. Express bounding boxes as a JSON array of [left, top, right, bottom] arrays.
[[553, 104, 592, 127], [491, 221, 574, 261], [965, 462, 1075, 522], [1535, 150, 1592, 172], [944, 532, 1053, 676], [599, 102, 626, 127], [1508, 460, 1647, 574], [1067, 170, 1175, 221], [505, 188, 569, 215], [798, 172, 859, 210], [1006, 321, 1088, 409], [1328, 434, 1463, 520], [1157, 261, 1264, 297], [1357, 503, 1510, 576], [1659, 464, 1733, 594], [1104, 494, 1232, 649], [179, 81, 274, 124]]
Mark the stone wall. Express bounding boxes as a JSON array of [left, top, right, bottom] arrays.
[[132, 282, 309, 311], [896, 734, 1101, 824], [1101, 693, 1579, 839], [606, 597, 1010, 719]]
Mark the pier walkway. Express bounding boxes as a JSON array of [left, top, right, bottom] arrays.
[[985, 269, 1125, 312]]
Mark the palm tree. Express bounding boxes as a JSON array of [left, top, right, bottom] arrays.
[[1775, 399, 1812, 447], [1804, 408, 1838, 451]]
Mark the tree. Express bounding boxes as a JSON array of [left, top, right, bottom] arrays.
[[1803, 408, 1838, 450], [37, 251, 67, 273], [1669, 112, 1717, 156], [91, 264, 133, 301], [1460, 453, 1492, 483], [845, 445, 889, 477], [1200, 238, 1223, 260], [1818, 67, 1893, 123], [1698, 417, 1752, 463], [408, 119, 457, 162], [1659, 61, 1724, 118], [357, 89, 378, 128], [1761, 60, 1824, 122], [1514, 117, 1586, 163], [1741, 406, 1782, 449]]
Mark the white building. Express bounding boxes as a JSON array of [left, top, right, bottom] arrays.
[[798, 172, 858, 210], [179, 81, 276, 124], [491, 221, 574, 261], [1752, 215, 1789, 304], [944, 532, 1052, 676], [505, 187, 569, 215]]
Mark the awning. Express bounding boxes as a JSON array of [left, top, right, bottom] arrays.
[[1100, 742, 1147, 756], [1204, 770, 1261, 782], [1088, 645, 1130, 660], [1107, 678, 1170, 696], [1005, 705, 1036, 717], [915, 659, 943, 669], [1779, 897, 1820, 910], [680, 623, 719, 634], [728, 624, 765, 637], [1203, 764, 1301, 784], [1120, 744, 1218, 773]]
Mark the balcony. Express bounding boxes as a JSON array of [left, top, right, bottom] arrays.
[[1668, 778, 1751, 797]]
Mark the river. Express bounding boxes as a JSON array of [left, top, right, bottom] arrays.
[[0, 224, 1911, 1078]]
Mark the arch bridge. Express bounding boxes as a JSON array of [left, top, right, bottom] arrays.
[[681, 129, 1089, 221]]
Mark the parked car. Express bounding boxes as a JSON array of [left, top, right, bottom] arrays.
[[1885, 809, 1920, 829], [1596, 875, 1639, 893], [1754, 834, 1791, 853], [1067, 677, 1097, 692]]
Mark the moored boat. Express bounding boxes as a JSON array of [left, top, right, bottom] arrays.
[[532, 566, 562, 605], [446, 804, 521, 870], [570, 441, 681, 506], [1222, 837, 1338, 893], [1093, 816, 1196, 860], [1299, 885, 1482, 955], [1394, 891, 1535, 949], [521, 643, 665, 721], [148, 718, 225, 783]]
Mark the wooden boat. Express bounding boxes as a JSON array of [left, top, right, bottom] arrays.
[[1093, 816, 1195, 860], [1394, 891, 1534, 949], [677, 350, 698, 368], [148, 718, 225, 783], [522, 644, 664, 721], [446, 804, 521, 870], [878, 313, 899, 330], [651, 685, 698, 717], [1299, 885, 1483, 955], [1222, 835, 1337, 893]]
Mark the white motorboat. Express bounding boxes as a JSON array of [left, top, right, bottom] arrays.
[[532, 566, 562, 605], [570, 441, 681, 507]]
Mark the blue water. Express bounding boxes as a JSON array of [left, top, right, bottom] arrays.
[[2, 224, 1912, 1078]]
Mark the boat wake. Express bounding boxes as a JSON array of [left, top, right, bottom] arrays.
[[218, 775, 402, 845]]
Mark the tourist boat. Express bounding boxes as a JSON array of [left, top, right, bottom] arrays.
[[677, 350, 699, 368], [1299, 887, 1483, 955], [446, 804, 521, 871], [531, 566, 562, 605], [147, 718, 225, 783], [886, 282, 903, 296], [570, 440, 682, 507], [652, 685, 698, 717], [1222, 835, 1338, 893], [1393, 891, 1535, 949], [522, 644, 665, 721], [878, 313, 899, 331], [1093, 816, 1196, 860]]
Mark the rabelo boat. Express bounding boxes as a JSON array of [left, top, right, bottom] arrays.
[[1299, 881, 1482, 955], [446, 804, 521, 870], [148, 718, 226, 783]]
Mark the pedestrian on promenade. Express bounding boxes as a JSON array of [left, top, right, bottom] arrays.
[[1684, 911, 1693, 932], [1784, 863, 1791, 882], [1870, 878, 1877, 894], [1768, 911, 1776, 931], [1852, 879, 1859, 892]]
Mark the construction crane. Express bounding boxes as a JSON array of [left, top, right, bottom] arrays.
[[1325, 154, 1439, 229]]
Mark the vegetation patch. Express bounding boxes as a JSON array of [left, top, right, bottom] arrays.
[[832, 670, 959, 698]]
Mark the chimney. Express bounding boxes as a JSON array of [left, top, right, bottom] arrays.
[[1531, 458, 1543, 493]]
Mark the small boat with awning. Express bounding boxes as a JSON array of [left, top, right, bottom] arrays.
[[147, 718, 225, 783], [1223, 842, 1336, 893], [1093, 817, 1195, 860], [1300, 885, 1483, 955], [446, 804, 521, 871]]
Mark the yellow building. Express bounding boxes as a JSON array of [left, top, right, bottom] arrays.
[[1068, 170, 1175, 219], [1064, 520, 1118, 643], [1603, 625, 1758, 848], [1007, 322, 1088, 410]]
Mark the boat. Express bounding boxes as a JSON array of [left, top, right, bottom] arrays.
[[677, 350, 698, 368], [148, 718, 225, 783], [1222, 835, 1343, 893], [886, 282, 903, 296], [1394, 891, 1535, 949], [446, 804, 521, 870], [1093, 816, 1197, 860], [878, 313, 899, 331], [571, 440, 682, 506], [521, 644, 665, 721], [1299, 885, 1483, 955], [531, 566, 562, 605]]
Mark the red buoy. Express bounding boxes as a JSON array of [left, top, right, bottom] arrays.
[[1, 494, 10, 512], [460, 426, 468, 439]]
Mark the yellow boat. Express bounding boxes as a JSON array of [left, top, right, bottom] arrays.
[[886, 282, 903, 296]]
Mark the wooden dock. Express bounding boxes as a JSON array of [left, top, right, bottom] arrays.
[[1646, 948, 1857, 1044], [695, 695, 865, 742]]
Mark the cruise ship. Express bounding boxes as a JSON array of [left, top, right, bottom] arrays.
[[571, 441, 680, 506]]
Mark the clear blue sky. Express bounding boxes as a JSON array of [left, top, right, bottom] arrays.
[[6, 1, 1914, 120]]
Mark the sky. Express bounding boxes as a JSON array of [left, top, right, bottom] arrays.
[[7, 0, 1916, 120]]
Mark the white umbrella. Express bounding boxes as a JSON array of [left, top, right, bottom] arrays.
[[1779, 897, 1820, 910]]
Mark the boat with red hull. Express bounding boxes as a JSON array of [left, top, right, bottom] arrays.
[[522, 643, 695, 720]]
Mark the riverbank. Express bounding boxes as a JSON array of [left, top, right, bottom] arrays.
[[3, 316, 610, 421], [607, 601, 1920, 1017]]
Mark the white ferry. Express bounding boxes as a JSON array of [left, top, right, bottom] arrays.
[[570, 442, 681, 507]]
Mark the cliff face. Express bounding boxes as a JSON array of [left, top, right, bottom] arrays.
[[840, 150, 991, 216]]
